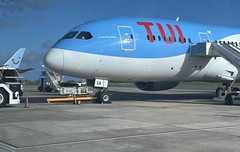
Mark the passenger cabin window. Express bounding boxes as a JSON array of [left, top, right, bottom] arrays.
[[163, 36, 166, 41], [188, 38, 192, 44], [130, 34, 134, 39], [147, 35, 150, 40], [168, 37, 171, 41], [61, 31, 78, 39], [76, 31, 93, 40], [153, 35, 156, 41]]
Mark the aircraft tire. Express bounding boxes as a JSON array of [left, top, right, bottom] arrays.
[[100, 93, 110, 103], [94, 92, 111, 103], [225, 94, 233, 105], [0, 88, 8, 108]]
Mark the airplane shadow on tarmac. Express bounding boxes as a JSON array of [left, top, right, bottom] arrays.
[[108, 90, 223, 105], [17, 90, 235, 106]]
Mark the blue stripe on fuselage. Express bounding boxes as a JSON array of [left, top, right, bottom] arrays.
[[52, 17, 240, 59]]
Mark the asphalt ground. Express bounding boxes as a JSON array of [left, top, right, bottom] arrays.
[[0, 83, 240, 152]]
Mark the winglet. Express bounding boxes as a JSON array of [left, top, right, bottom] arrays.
[[4, 48, 26, 69]]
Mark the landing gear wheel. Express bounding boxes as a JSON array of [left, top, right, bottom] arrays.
[[100, 93, 110, 103], [0, 89, 8, 108], [94, 91, 111, 104], [225, 94, 233, 105]]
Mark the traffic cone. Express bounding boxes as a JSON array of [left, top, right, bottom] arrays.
[[24, 96, 29, 108]]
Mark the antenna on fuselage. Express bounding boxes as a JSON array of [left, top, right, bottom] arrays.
[[176, 17, 180, 22]]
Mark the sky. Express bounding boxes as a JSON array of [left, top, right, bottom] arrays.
[[0, 0, 240, 80]]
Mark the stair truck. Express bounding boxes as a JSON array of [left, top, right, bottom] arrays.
[[38, 65, 63, 92]]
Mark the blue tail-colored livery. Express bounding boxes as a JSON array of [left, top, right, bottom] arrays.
[[4, 48, 25, 69]]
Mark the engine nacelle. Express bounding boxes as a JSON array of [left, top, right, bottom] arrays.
[[135, 81, 179, 91]]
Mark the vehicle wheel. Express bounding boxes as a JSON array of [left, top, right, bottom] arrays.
[[232, 87, 240, 91], [100, 93, 110, 103], [225, 94, 233, 105], [216, 87, 224, 96], [0, 88, 8, 108], [232, 87, 240, 96]]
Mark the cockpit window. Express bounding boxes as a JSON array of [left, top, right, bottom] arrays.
[[61, 31, 78, 39], [76, 31, 93, 40]]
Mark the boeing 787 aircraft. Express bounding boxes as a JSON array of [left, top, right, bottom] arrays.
[[44, 17, 240, 104]]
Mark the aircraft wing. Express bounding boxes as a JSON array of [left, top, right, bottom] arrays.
[[18, 68, 35, 73]]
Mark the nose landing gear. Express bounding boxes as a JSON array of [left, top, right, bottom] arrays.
[[92, 79, 111, 104]]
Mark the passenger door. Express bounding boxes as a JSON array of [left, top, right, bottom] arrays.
[[198, 31, 211, 42], [117, 26, 136, 51]]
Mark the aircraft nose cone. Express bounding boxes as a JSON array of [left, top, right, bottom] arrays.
[[44, 48, 64, 73]]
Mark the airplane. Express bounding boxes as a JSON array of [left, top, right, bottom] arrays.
[[44, 17, 240, 104]]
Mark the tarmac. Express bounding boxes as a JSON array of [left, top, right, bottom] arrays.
[[0, 83, 240, 152]]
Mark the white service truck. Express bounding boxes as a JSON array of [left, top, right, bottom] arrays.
[[0, 69, 23, 108]]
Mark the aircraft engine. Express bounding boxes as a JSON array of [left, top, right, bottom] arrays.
[[135, 81, 179, 91]]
